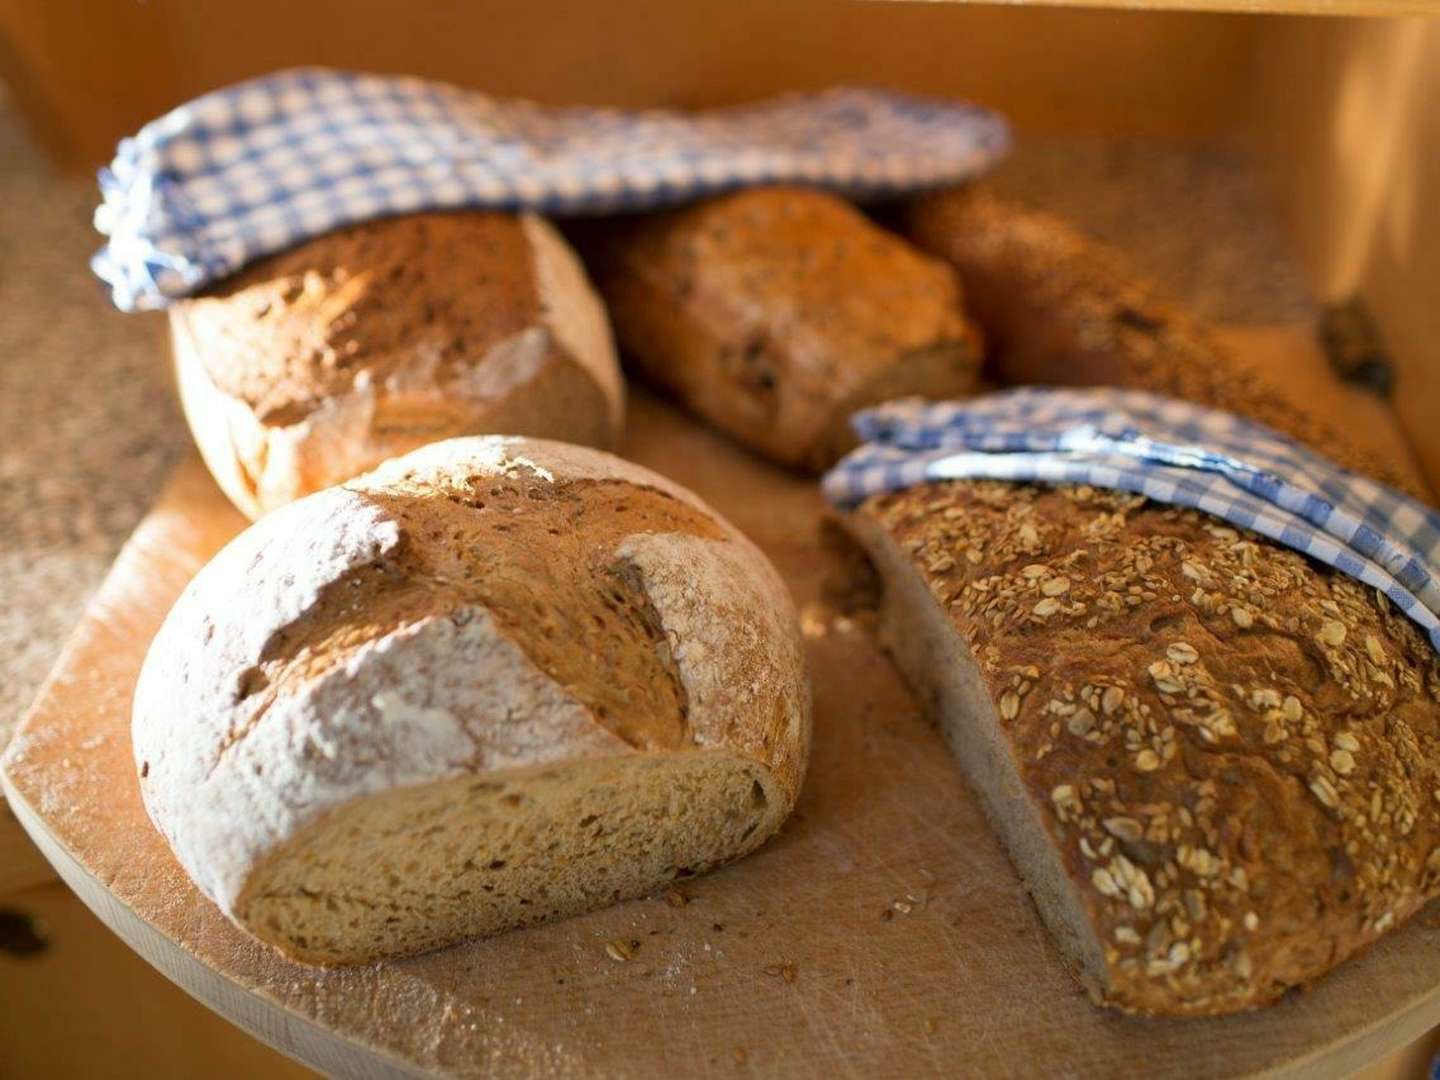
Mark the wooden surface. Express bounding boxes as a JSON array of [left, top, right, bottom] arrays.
[[0, 886, 1430, 1080], [3, 0, 1265, 175], [4, 346, 1439, 1077], [898, 0, 1440, 13], [1353, 20, 1440, 498], [0, 892, 1431, 1080], [1249, 17, 1440, 493]]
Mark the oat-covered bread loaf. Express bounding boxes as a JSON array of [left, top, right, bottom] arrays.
[[578, 186, 983, 472], [133, 436, 809, 964], [173, 211, 624, 519], [902, 187, 1423, 498], [838, 479, 1440, 1016]]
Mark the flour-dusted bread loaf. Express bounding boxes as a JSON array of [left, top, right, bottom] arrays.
[[902, 187, 1425, 499], [838, 479, 1440, 1016], [173, 211, 625, 519], [132, 437, 809, 964], [577, 186, 983, 472]]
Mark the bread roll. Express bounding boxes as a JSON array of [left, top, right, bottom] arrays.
[[903, 187, 1424, 498], [133, 436, 809, 964], [577, 186, 983, 472], [837, 479, 1440, 1016], [172, 211, 625, 519]]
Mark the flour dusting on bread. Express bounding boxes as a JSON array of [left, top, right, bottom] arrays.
[[133, 436, 810, 962]]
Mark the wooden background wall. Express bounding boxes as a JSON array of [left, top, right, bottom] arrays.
[[0, 0, 1264, 165], [1250, 16, 1440, 492]]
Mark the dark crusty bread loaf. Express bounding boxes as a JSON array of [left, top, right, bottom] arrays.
[[173, 211, 623, 518], [838, 479, 1440, 1016], [902, 187, 1425, 499], [576, 186, 983, 472]]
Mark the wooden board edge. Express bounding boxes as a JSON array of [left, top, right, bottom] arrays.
[[878, 0, 1440, 15], [0, 767, 429, 1080], [1265, 980, 1440, 1079]]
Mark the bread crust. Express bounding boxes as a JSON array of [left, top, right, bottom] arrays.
[[579, 186, 982, 472], [842, 479, 1440, 1016], [903, 187, 1428, 500], [133, 437, 809, 947], [172, 212, 623, 519]]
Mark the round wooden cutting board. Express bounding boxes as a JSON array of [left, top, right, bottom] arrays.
[[5, 368, 1440, 1078]]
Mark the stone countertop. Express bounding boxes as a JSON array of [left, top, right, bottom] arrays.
[[0, 94, 1316, 750]]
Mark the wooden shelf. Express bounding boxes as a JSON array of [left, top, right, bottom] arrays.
[[884, 0, 1440, 17], [0, 810, 52, 898]]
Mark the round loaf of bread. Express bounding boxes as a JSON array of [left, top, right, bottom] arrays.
[[132, 437, 809, 964], [171, 211, 625, 519]]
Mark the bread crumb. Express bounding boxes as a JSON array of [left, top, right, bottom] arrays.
[[605, 938, 638, 962], [762, 961, 797, 984]]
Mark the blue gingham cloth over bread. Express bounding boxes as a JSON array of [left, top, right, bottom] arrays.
[[92, 68, 1011, 311], [822, 388, 1440, 653]]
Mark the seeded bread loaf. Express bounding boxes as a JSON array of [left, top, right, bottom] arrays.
[[837, 479, 1440, 1016], [173, 211, 625, 519], [133, 436, 809, 964], [576, 186, 983, 472], [902, 187, 1424, 498]]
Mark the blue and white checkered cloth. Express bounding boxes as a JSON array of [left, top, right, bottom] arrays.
[[822, 389, 1440, 653], [92, 68, 1010, 312]]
